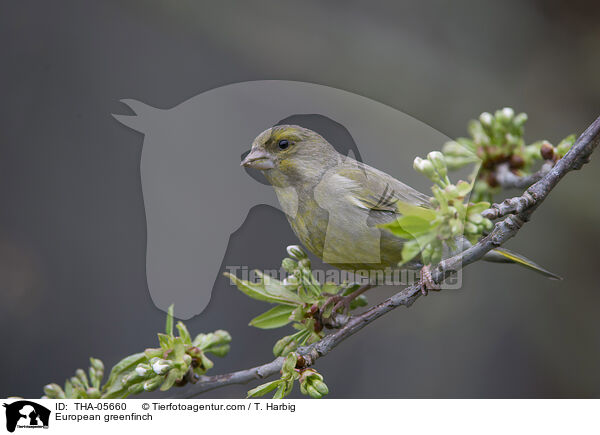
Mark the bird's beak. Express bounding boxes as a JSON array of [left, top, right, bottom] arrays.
[[241, 149, 275, 170]]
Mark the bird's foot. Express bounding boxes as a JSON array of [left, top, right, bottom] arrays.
[[419, 265, 440, 295]]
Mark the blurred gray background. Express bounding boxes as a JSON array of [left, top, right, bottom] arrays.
[[1, 0, 599, 398]]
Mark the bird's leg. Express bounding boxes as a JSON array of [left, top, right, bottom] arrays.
[[419, 265, 440, 295]]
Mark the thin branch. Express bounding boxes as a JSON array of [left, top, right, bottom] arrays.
[[181, 115, 600, 399], [494, 160, 554, 190]]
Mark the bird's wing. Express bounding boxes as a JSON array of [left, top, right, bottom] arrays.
[[335, 160, 432, 225]]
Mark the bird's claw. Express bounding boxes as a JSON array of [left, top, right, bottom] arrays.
[[420, 265, 440, 295]]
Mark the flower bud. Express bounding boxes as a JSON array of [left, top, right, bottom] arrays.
[[127, 383, 145, 395], [513, 112, 528, 127], [281, 258, 297, 273], [555, 136, 575, 157], [465, 222, 479, 234], [305, 382, 325, 399], [500, 107, 514, 121], [299, 368, 321, 383], [135, 363, 151, 377], [86, 387, 101, 398], [413, 157, 438, 182], [186, 346, 202, 358], [121, 371, 144, 387], [143, 376, 163, 392], [449, 219, 463, 235], [427, 151, 448, 179], [468, 212, 483, 224], [70, 376, 85, 390], [509, 154, 525, 169], [299, 258, 311, 269], [151, 359, 173, 375], [286, 245, 307, 260], [540, 142, 554, 160], [444, 184, 458, 198], [90, 358, 104, 373], [479, 112, 493, 126], [311, 378, 329, 396], [88, 367, 98, 383], [43, 383, 65, 399], [75, 369, 89, 388], [482, 218, 493, 231], [283, 275, 299, 289]]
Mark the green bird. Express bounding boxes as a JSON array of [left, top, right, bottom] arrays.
[[241, 125, 560, 292]]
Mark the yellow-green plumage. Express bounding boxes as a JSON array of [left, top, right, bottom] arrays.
[[241, 125, 560, 280]]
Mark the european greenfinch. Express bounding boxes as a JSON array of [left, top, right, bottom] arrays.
[[241, 125, 559, 283]]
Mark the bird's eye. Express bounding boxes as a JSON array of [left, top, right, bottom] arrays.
[[278, 139, 290, 150]]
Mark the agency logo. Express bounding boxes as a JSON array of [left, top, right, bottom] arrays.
[[3, 401, 50, 432]]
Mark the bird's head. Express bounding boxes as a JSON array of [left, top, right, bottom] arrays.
[[242, 125, 340, 187]]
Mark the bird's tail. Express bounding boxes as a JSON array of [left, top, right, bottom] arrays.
[[483, 247, 562, 280]]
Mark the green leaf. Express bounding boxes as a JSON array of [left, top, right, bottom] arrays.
[[273, 383, 287, 399], [160, 369, 183, 392], [456, 137, 477, 152], [157, 333, 172, 350], [247, 380, 282, 398], [225, 272, 277, 303], [467, 201, 490, 216], [165, 304, 174, 336], [273, 329, 311, 356], [381, 215, 438, 239], [102, 352, 146, 393], [282, 352, 298, 374], [194, 330, 232, 352], [455, 180, 472, 197], [64, 380, 73, 398], [321, 282, 340, 294], [442, 140, 476, 157], [444, 155, 480, 170], [175, 321, 192, 344], [259, 271, 305, 304], [225, 272, 302, 305], [191, 330, 231, 358], [350, 295, 368, 310], [398, 234, 436, 266], [321, 301, 334, 319], [171, 336, 186, 362], [249, 305, 295, 329], [394, 201, 437, 221], [341, 283, 361, 296], [205, 344, 229, 358]]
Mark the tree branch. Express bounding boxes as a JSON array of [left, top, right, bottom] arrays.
[[181, 115, 600, 399], [494, 160, 554, 190]]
